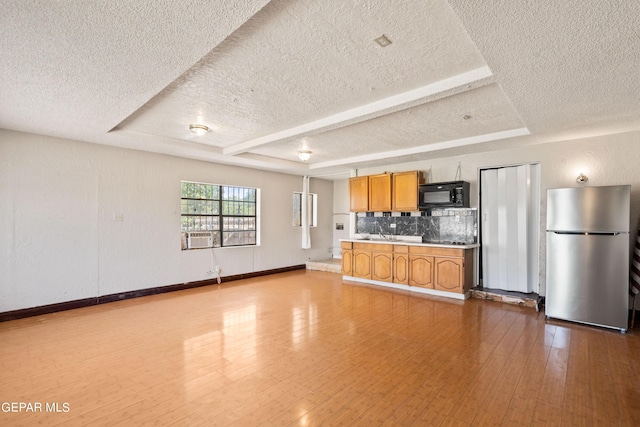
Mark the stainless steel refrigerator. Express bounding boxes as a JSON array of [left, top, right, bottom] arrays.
[[546, 185, 630, 332]]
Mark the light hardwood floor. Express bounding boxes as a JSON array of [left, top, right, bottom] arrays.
[[1, 270, 639, 426]]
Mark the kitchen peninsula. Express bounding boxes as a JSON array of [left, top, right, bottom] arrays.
[[340, 238, 478, 300]]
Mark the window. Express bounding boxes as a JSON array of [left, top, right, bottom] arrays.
[[181, 181, 258, 249], [293, 192, 317, 227]]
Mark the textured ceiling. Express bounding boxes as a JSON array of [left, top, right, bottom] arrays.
[[1, 0, 639, 178]]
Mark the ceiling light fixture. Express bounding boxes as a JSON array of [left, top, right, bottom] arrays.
[[374, 35, 392, 47], [576, 173, 588, 184], [189, 124, 209, 136], [298, 150, 312, 161]]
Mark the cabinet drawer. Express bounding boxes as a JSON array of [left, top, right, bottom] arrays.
[[393, 245, 408, 253], [353, 242, 393, 252], [408, 246, 464, 257], [341, 241, 353, 250]]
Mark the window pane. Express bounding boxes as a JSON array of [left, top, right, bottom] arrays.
[[293, 193, 302, 227], [183, 200, 215, 215], [222, 231, 256, 246], [222, 217, 256, 232], [212, 231, 221, 248]]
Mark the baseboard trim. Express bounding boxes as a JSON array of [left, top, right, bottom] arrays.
[[0, 264, 306, 322]]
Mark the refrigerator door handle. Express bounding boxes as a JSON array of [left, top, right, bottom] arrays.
[[548, 231, 622, 236]]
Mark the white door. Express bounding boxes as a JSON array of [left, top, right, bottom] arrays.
[[480, 164, 540, 293]]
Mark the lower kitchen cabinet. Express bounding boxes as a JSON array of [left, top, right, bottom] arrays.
[[372, 249, 393, 282], [353, 245, 372, 279], [434, 251, 473, 293], [407, 245, 471, 293], [341, 240, 475, 299], [434, 257, 463, 292], [341, 242, 353, 276], [393, 245, 409, 285], [408, 255, 434, 288], [353, 250, 371, 279]]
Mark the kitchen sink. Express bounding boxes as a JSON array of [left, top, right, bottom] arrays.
[[357, 237, 395, 242]]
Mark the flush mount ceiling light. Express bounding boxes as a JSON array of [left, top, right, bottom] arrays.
[[189, 124, 209, 136], [374, 34, 392, 47], [298, 150, 312, 161]]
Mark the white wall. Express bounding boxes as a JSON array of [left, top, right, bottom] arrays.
[[0, 130, 333, 312], [332, 130, 640, 295], [331, 179, 351, 258]]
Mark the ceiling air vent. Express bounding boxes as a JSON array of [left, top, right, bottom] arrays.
[[374, 35, 392, 47]]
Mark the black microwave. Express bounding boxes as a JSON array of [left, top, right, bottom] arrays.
[[418, 181, 470, 209]]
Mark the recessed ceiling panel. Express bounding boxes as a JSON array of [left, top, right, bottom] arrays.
[[116, 0, 487, 147], [249, 83, 525, 163], [449, 0, 640, 136]]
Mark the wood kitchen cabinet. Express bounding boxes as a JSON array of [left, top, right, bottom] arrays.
[[353, 243, 375, 279], [352, 242, 393, 281], [371, 245, 393, 282], [407, 246, 467, 290], [408, 253, 434, 288], [393, 245, 409, 285], [434, 257, 464, 292], [341, 242, 353, 276], [349, 170, 422, 212], [349, 176, 369, 212], [434, 251, 473, 293], [368, 173, 392, 212], [392, 171, 424, 211], [342, 240, 475, 297]]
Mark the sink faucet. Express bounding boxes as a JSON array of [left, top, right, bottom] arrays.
[[376, 223, 389, 240]]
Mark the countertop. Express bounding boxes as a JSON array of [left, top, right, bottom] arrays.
[[340, 238, 479, 250]]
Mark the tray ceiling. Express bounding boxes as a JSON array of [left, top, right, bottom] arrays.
[[1, 0, 639, 178]]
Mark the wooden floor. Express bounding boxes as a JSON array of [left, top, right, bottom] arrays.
[[1, 270, 640, 426]]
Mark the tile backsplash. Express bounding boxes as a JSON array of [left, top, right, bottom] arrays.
[[356, 208, 477, 244]]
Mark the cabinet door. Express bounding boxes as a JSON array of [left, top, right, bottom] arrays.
[[372, 252, 393, 282], [409, 255, 434, 288], [342, 250, 353, 275], [393, 253, 409, 285], [349, 176, 369, 212], [369, 173, 392, 212], [353, 250, 372, 279], [392, 171, 423, 211], [434, 257, 464, 293]]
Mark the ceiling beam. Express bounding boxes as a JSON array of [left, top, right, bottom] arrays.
[[222, 66, 493, 156]]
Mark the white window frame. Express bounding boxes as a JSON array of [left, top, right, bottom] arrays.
[[293, 192, 317, 228], [181, 181, 260, 249]]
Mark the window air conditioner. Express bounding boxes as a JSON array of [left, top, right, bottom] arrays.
[[187, 231, 213, 249]]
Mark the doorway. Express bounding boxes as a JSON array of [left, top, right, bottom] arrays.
[[479, 164, 540, 293]]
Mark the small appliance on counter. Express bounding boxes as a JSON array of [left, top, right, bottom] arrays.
[[419, 181, 469, 209]]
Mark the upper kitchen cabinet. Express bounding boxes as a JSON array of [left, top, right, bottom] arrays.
[[349, 171, 424, 212], [392, 171, 424, 211], [349, 176, 369, 212], [368, 173, 392, 211]]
